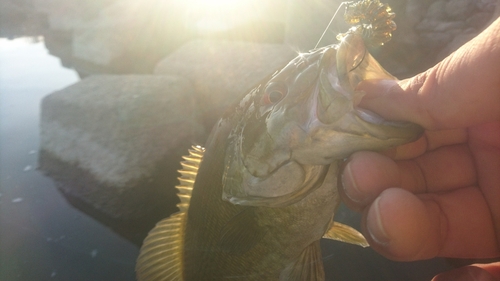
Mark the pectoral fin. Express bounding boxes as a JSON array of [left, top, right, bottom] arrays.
[[279, 240, 325, 281], [218, 208, 266, 255], [322, 221, 369, 247]]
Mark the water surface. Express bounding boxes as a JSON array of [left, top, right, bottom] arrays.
[[0, 37, 139, 281]]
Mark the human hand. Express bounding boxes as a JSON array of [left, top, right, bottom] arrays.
[[339, 17, 500, 280]]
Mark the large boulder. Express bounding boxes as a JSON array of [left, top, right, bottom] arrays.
[[32, 0, 115, 31], [71, 0, 192, 76], [39, 75, 205, 224], [154, 40, 297, 129]]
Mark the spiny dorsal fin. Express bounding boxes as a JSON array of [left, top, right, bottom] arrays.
[[279, 240, 325, 281], [176, 145, 204, 212], [322, 220, 369, 247], [136, 145, 205, 281]]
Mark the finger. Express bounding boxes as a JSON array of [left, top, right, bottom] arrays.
[[340, 145, 476, 207], [362, 187, 499, 261], [340, 151, 399, 209], [432, 265, 496, 281], [479, 262, 500, 279], [381, 128, 467, 160], [469, 122, 500, 245], [357, 17, 500, 130], [412, 143, 476, 192], [425, 129, 467, 151], [381, 134, 427, 160]]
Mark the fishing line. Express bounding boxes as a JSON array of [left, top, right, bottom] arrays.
[[314, 1, 350, 49]]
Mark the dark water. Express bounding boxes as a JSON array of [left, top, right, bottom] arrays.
[[0, 37, 139, 281]]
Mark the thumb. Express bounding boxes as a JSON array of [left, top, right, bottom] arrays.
[[357, 17, 500, 130]]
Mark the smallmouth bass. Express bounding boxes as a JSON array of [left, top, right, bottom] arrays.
[[136, 1, 423, 280]]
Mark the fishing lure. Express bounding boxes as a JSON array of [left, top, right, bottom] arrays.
[[316, 0, 396, 49]]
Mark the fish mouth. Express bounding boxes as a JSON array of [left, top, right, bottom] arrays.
[[354, 108, 424, 141], [312, 47, 423, 143], [314, 65, 352, 125]]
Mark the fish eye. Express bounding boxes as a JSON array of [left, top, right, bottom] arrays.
[[268, 90, 284, 103], [262, 82, 287, 105]]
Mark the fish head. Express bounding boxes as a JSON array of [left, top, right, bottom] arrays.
[[222, 32, 423, 207]]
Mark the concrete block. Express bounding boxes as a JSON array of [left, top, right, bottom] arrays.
[[154, 40, 297, 128], [39, 75, 205, 220], [72, 0, 191, 74]]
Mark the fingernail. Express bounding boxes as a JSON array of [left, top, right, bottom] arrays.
[[367, 196, 390, 245], [341, 161, 363, 203]]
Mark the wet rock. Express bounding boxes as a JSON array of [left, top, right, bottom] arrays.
[[154, 40, 297, 129], [39, 75, 205, 220]]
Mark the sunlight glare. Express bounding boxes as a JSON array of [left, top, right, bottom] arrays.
[[184, 0, 257, 33], [187, 0, 242, 9]]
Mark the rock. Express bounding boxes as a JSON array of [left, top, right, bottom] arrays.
[[419, 31, 453, 49], [43, 30, 73, 68], [0, 0, 48, 38], [434, 20, 466, 32], [476, 0, 499, 11], [32, 0, 115, 31], [405, 0, 431, 26], [72, 0, 192, 75], [154, 40, 297, 129], [445, 0, 476, 19], [39, 75, 205, 220], [437, 30, 478, 60], [416, 19, 466, 32], [285, 0, 348, 51], [425, 0, 447, 19], [466, 11, 494, 29], [186, 0, 288, 43]]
